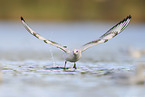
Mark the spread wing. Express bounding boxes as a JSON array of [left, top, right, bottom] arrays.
[[80, 15, 131, 52], [21, 17, 69, 53]]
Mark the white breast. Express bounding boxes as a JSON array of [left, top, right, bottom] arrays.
[[65, 52, 82, 62]]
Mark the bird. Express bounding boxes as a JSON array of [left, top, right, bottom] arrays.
[[21, 15, 131, 69]]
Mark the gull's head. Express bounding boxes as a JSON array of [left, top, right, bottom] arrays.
[[73, 49, 80, 55]]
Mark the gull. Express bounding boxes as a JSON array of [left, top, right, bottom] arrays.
[[21, 15, 131, 69]]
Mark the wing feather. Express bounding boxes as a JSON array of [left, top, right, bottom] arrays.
[[80, 15, 131, 52], [21, 17, 69, 53]]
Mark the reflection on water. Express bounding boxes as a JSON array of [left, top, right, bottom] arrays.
[[0, 22, 145, 97]]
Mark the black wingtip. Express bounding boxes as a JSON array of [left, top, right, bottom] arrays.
[[121, 15, 132, 23], [21, 16, 25, 22], [127, 15, 132, 19]]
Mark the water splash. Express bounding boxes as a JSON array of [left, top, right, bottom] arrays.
[[48, 32, 56, 66], [49, 48, 56, 66]]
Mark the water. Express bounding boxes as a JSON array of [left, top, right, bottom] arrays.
[[0, 21, 145, 97]]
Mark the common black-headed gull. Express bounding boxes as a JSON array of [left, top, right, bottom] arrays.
[[21, 15, 131, 69]]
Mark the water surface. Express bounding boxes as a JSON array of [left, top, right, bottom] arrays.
[[0, 21, 145, 97]]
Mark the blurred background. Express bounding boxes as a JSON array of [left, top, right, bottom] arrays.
[[0, 0, 145, 60], [0, 0, 145, 22], [0, 1, 145, 97]]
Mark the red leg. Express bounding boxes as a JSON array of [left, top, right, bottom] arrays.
[[64, 61, 67, 69], [73, 63, 77, 69]]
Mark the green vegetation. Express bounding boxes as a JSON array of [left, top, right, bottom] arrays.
[[0, 0, 144, 22]]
